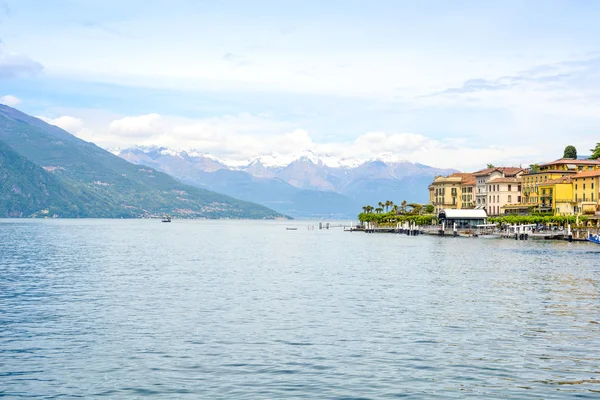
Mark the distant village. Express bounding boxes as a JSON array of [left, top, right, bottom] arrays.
[[428, 144, 600, 218]]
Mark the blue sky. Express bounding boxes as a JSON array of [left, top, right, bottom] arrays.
[[1, 0, 600, 169]]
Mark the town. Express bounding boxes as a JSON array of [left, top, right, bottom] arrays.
[[429, 144, 600, 220]]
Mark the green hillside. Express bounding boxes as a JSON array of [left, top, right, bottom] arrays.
[[0, 140, 85, 217], [0, 105, 287, 219]]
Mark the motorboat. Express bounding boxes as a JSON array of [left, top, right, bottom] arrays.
[[587, 233, 600, 244]]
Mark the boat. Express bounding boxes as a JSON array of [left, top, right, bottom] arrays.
[[587, 233, 600, 244], [162, 216, 171, 223], [286, 227, 297, 230]]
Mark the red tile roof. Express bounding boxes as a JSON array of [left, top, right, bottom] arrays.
[[572, 170, 600, 178], [473, 167, 524, 177], [538, 158, 600, 167]]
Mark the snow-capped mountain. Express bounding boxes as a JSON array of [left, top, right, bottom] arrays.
[[114, 145, 457, 218]]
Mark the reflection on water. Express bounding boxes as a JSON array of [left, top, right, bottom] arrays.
[[1, 219, 599, 399]]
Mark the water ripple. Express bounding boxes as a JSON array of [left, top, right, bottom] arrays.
[[1, 219, 600, 398]]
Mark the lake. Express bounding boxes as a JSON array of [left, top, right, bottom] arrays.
[[1, 219, 599, 399]]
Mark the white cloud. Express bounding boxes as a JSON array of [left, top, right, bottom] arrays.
[[0, 94, 21, 107], [109, 113, 163, 137], [35, 110, 542, 170], [38, 115, 84, 133]]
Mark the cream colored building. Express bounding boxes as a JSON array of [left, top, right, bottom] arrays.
[[487, 177, 522, 216], [475, 167, 524, 212]]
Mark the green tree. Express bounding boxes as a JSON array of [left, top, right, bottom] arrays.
[[400, 200, 407, 214], [590, 143, 600, 160], [563, 145, 577, 159], [530, 163, 540, 173], [425, 204, 435, 214], [375, 207, 383, 214], [487, 163, 495, 169]]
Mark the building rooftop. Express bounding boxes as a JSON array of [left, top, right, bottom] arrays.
[[524, 169, 578, 175], [538, 158, 600, 168], [572, 170, 600, 178], [488, 177, 521, 184], [474, 167, 524, 177]]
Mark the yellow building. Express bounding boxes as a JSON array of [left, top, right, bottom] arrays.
[[429, 173, 476, 214], [572, 170, 600, 215], [537, 176, 575, 215], [520, 158, 600, 212]]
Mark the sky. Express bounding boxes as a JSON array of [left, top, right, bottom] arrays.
[[1, 0, 600, 170]]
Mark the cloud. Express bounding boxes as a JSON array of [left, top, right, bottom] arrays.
[[0, 44, 44, 78], [0, 94, 20, 106], [37, 110, 538, 170], [221, 53, 251, 67], [38, 115, 84, 133], [109, 113, 163, 138]]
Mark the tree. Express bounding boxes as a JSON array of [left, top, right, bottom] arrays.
[[425, 204, 435, 214], [400, 200, 407, 214], [530, 163, 540, 173], [487, 163, 495, 169], [590, 143, 600, 160], [563, 145, 577, 159], [385, 200, 393, 212], [375, 207, 383, 214], [392, 204, 399, 214]]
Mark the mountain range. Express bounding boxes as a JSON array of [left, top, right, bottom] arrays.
[[0, 105, 286, 219], [115, 146, 457, 218]]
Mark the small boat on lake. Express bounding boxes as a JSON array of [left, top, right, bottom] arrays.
[[162, 216, 172, 223], [587, 233, 600, 244], [286, 227, 297, 231]]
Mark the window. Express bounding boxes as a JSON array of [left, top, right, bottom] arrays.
[[584, 184, 586, 190], [518, 196, 521, 202], [579, 166, 584, 171], [518, 185, 521, 192], [508, 195, 512, 202], [508, 184, 511, 191]]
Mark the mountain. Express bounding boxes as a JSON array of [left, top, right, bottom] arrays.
[[116, 146, 457, 218], [0, 139, 85, 217], [0, 105, 287, 219]]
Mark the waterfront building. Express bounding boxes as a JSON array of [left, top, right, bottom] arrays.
[[438, 209, 487, 229], [429, 173, 476, 214], [460, 176, 476, 210], [519, 158, 600, 213], [571, 169, 600, 215], [487, 177, 522, 216], [474, 167, 524, 213], [537, 176, 574, 215]]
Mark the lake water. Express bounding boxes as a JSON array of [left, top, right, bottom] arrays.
[[1, 219, 600, 399]]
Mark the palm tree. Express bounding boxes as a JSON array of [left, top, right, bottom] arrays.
[[392, 204, 399, 214], [385, 200, 393, 212], [378, 201, 385, 212], [375, 207, 383, 214], [400, 200, 407, 214], [366, 206, 374, 214]]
